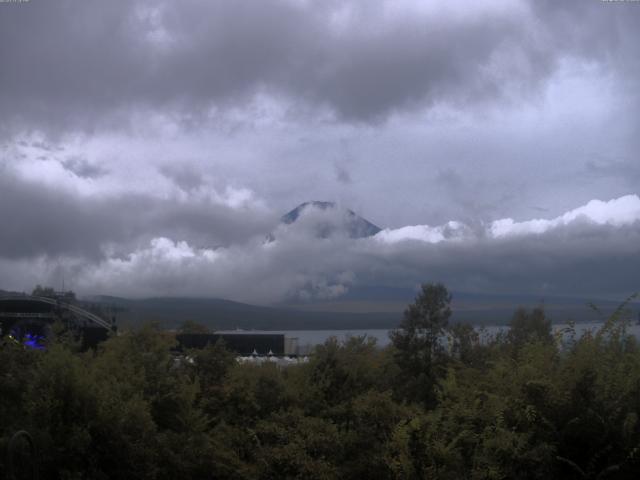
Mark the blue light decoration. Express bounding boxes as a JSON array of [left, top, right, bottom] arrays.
[[23, 333, 45, 350], [18, 332, 46, 350]]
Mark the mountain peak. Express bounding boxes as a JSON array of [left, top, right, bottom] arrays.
[[281, 201, 338, 224], [280, 201, 381, 238]]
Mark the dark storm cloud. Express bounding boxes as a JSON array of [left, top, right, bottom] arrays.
[[530, 0, 640, 74], [0, 170, 273, 261], [367, 223, 640, 298], [61, 156, 108, 179], [160, 164, 205, 192], [2, 0, 638, 132]]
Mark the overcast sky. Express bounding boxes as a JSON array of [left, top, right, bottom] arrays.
[[1, 0, 639, 303]]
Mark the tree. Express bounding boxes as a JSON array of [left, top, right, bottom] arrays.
[[508, 307, 552, 350], [305, 335, 383, 411], [449, 322, 484, 367], [255, 410, 342, 480], [390, 283, 452, 406]]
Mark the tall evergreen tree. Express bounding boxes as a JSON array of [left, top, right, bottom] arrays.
[[390, 283, 452, 406]]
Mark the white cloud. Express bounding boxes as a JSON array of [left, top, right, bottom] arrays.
[[373, 195, 640, 243], [375, 221, 470, 244], [490, 194, 640, 238]]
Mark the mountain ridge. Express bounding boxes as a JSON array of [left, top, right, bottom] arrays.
[[80, 291, 639, 331]]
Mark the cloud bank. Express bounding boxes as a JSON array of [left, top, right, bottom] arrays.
[[1, 0, 638, 133], [1, 193, 638, 304]]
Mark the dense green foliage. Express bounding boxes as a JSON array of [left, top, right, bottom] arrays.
[[1, 286, 640, 479]]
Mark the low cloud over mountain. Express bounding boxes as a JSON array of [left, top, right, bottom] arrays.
[[2, 189, 638, 304], [279, 201, 381, 239]]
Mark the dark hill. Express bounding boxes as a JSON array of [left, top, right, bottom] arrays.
[[84, 295, 398, 330], [82, 291, 639, 331]]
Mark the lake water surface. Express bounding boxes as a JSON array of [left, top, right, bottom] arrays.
[[225, 322, 640, 353]]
